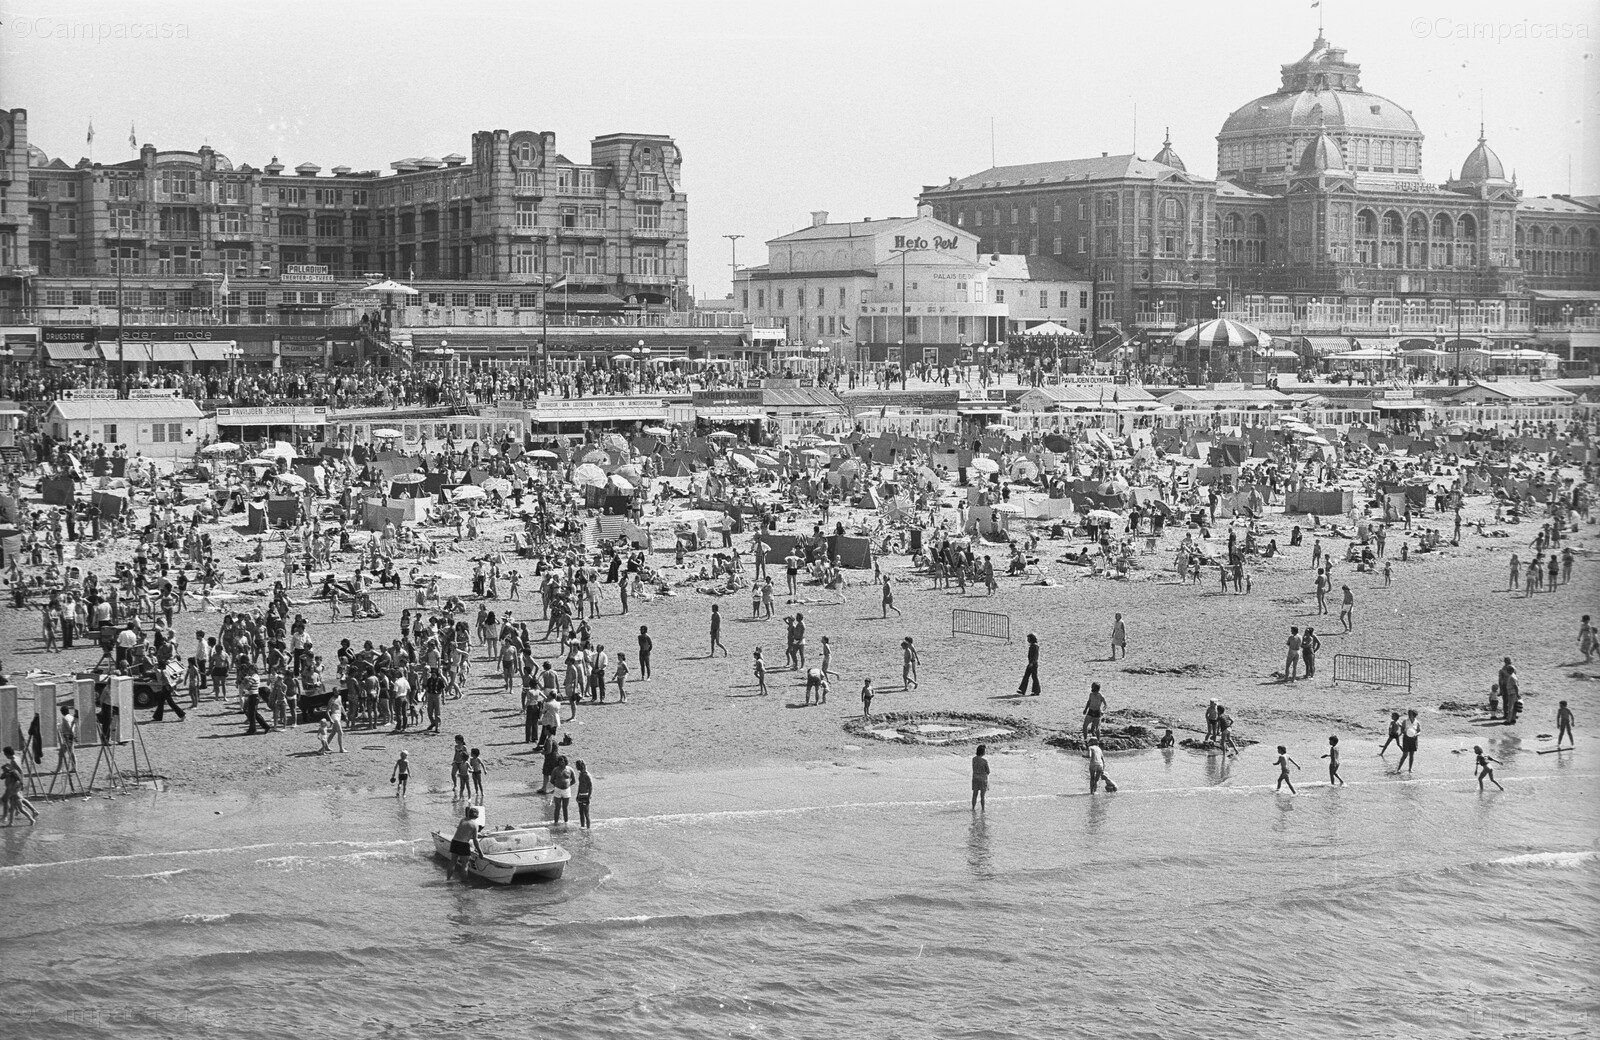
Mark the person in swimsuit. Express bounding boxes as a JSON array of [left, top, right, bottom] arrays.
[[1556, 701, 1576, 749], [902, 637, 920, 690], [1081, 682, 1106, 740], [575, 760, 594, 829], [446, 806, 483, 882], [1396, 710, 1421, 774], [389, 750, 409, 797], [1473, 746, 1504, 791], [1321, 736, 1344, 785], [1378, 712, 1401, 755], [1273, 745, 1300, 794]]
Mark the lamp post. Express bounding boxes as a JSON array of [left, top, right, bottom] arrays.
[[889, 246, 918, 380]]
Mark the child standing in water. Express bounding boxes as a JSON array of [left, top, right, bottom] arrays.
[[468, 748, 487, 803], [1474, 746, 1504, 791], [389, 750, 410, 797], [1320, 736, 1344, 785], [575, 760, 593, 829], [1274, 745, 1300, 793], [860, 678, 874, 718]]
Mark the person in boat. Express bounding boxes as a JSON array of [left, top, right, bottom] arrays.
[[446, 805, 484, 882]]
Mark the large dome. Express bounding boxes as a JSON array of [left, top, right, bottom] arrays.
[[1221, 88, 1419, 137]]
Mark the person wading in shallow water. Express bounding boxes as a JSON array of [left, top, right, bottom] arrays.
[[970, 744, 990, 811]]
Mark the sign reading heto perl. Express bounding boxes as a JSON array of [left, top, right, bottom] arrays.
[[892, 235, 960, 251]]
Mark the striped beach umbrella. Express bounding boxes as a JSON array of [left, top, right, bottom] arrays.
[[1171, 318, 1273, 351]]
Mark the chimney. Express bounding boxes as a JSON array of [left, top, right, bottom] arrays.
[[810, 210, 829, 227], [1101, 151, 1109, 158], [917, 202, 933, 217]]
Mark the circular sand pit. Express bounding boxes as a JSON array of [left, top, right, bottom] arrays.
[[845, 711, 1038, 747]]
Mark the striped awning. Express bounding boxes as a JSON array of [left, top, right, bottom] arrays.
[[1171, 318, 1272, 349]]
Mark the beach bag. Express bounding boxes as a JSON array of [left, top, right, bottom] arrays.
[[1104, 778, 1119, 793]]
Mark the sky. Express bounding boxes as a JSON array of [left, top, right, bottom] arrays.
[[4, 0, 1596, 298]]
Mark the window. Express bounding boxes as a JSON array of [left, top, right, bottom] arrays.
[[152, 423, 166, 443], [1038, 291, 1048, 307], [838, 287, 846, 306], [560, 246, 577, 273], [816, 287, 825, 307], [399, 213, 415, 236], [112, 180, 134, 199], [512, 243, 538, 275], [776, 289, 785, 308], [1029, 205, 1038, 223], [640, 172, 659, 192], [1162, 235, 1175, 255], [351, 190, 368, 206], [518, 292, 539, 307], [1059, 291, 1070, 308], [162, 172, 197, 199], [1052, 202, 1062, 221], [316, 215, 341, 238], [637, 203, 661, 230], [556, 169, 571, 193], [279, 215, 307, 238], [583, 246, 600, 274], [975, 210, 984, 227], [72, 289, 91, 306], [279, 186, 305, 205], [757, 290, 766, 309], [1076, 235, 1086, 254], [1052, 235, 1062, 254], [98, 290, 117, 306], [1010, 206, 1019, 224], [741, 290, 749, 309], [515, 201, 536, 228], [104, 424, 118, 445], [45, 289, 66, 306], [578, 170, 594, 194], [581, 206, 601, 229], [994, 289, 1005, 303], [63, 206, 77, 233], [1079, 291, 1088, 308], [474, 292, 493, 307], [559, 206, 576, 228], [634, 245, 663, 276]]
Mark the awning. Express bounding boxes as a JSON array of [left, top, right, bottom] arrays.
[[45, 341, 100, 361], [695, 407, 765, 420], [189, 341, 239, 362], [1351, 338, 1401, 353], [1373, 400, 1428, 410], [95, 342, 202, 363], [1531, 289, 1600, 302], [1300, 336, 1352, 355], [99, 342, 154, 363]]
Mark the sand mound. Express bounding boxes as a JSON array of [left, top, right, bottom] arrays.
[[845, 710, 1038, 747], [1120, 664, 1207, 677], [1046, 725, 1160, 752]]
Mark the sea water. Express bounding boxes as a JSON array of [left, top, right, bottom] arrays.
[[2, 744, 1596, 1039]]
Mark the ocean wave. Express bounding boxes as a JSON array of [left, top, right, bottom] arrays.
[[1490, 851, 1599, 869], [108, 868, 192, 881], [0, 838, 424, 875], [179, 913, 233, 924], [256, 849, 417, 870]]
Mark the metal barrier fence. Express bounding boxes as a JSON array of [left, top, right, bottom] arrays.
[[1332, 654, 1411, 691], [952, 608, 1011, 642]]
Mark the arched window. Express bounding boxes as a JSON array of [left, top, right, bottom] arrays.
[[1224, 213, 1243, 234], [1248, 213, 1268, 236], [1432, 213, 1453, 238], [1457, 215, 1476, 238], [1161, 198, 1180, 221], [1357, 210, 1377, 236], [513, 140, 534, 163], [1587, 228, 1599, 247], [1408, 214, 1428, 238], [1383, 211, 1404, 237], [1530, 227, 1544, 246], [1567, 228, 1582, 247]]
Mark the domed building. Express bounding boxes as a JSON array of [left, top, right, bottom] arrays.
[[1218, 34, 1424, 192]]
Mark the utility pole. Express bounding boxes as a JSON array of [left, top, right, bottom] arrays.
[[723, 234, 743, 298], [115, 247, 126, 396]]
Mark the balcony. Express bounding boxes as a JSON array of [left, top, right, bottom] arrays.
[[633, 189, 667, 201], [1133, 311, 1180, 328], [629, 224, 674, 240], [152, 229, 205, 242]]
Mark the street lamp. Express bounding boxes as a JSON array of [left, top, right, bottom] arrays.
[[889, 246, 919, 379]]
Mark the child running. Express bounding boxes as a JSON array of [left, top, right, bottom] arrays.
[[1274, 745, 1301, 793], [1320, 736, 1344, 785]]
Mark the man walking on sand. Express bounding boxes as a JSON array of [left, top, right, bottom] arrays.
[[1339, 585, 1354, 633], [1017, 633, 1041, 696], [1109, 613, 1127, 660], [709, 604, 727, 657]]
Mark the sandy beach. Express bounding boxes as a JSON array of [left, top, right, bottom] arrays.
[[7, 482, 1592, 803]]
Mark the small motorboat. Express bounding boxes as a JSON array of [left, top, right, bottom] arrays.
[[431, 823, 571, 885]]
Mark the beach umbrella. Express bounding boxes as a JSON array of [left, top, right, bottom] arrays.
[[803, 448, 830, 461], [480, 477, 512, 496], [1171, 318, 1272, 351], [528, 449, 558, 460], [374, 428, 402, 439], [601, 432, 629, 453], [1006, 428, 1028, 440], [993, 502, 1023, 514], [915, 465, 938, 483], [816, 440, 843, 448], [201, 442, 240, 456], [449, 485, 486, 502], [969, 456, 1000, 474], [838, 460, 861, 477], [573, 463, 607, 488], [798, 434, 823, 444], [1009, 459, 1039, 481], [617, 464, 642, 481], [1306, 435, 1332, 447], [582, 448, 610, 465], [608, 474, 635, 492], [1087, 508, 1121, 522], [642, 426, 671, 436], [361, 278, 418, 295], [709, 431, 738, 441], [274, 473, 308, 489], [264, 440, 297, 460], [730, 453, 757, 471], [986, 423, 1012, 432]]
